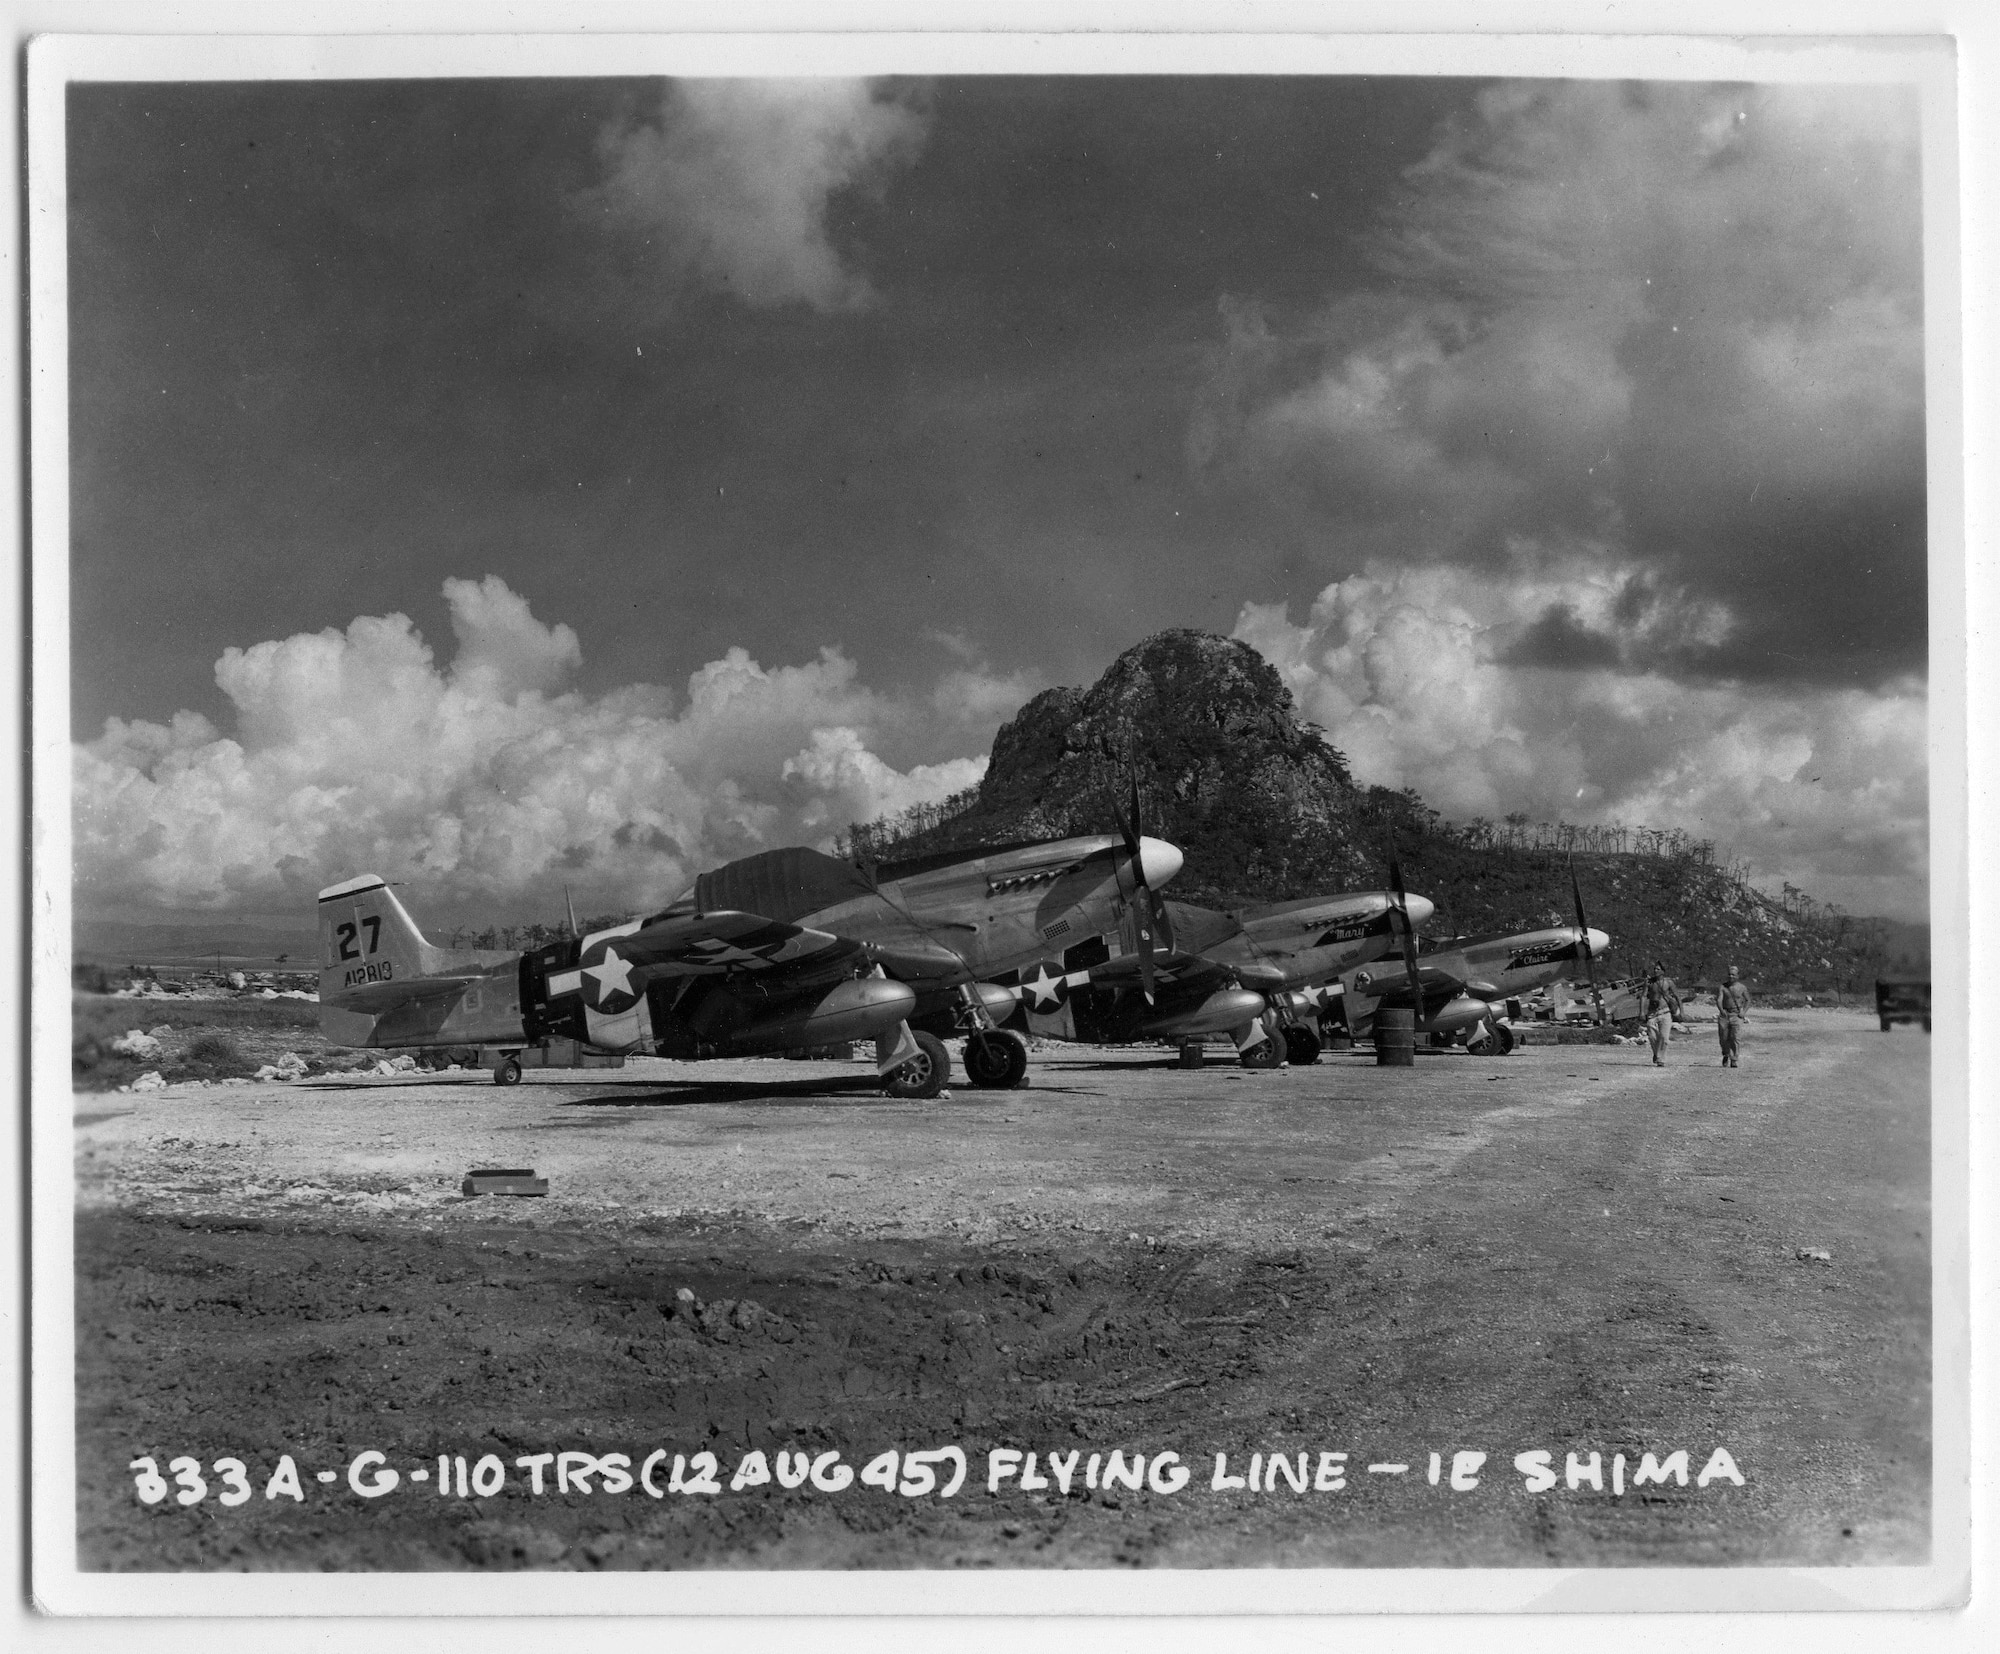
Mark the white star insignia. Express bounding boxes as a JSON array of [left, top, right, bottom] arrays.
[[1020, 965, 1066, 1011], [583, 946, 636, 1003], [690, 939, 766, 965]]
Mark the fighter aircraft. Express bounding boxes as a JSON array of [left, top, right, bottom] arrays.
[[1332, 918, 1612, 1054], [983, 887, 1437, 1067], [313, 819, 1182, 1098]]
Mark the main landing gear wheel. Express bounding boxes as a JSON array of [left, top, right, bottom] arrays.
[[1282, 1025, 1322, 1066], [963, 1030, 1029, 1089], [883, 1030, 950, 1100], [1466, 1023, 1518, 1057], [493, 1056, 523, 1086], [1240, 1036, 1285, 1070]]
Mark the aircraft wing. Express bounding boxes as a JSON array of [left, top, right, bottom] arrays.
[[550, 909, 850, 997], [981, 945, 1225, 1018], [1038, 949, 1222, 995]]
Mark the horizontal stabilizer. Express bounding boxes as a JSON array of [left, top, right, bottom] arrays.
[[322, 971, 494, 1016]]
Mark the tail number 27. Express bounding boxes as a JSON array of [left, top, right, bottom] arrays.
[[335, 916, 382, 961]]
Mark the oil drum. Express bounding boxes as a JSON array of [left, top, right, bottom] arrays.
[[1374, 1007, 1417, 1067]]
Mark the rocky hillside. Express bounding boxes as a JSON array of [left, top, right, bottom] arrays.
[[850, 630, 1919, 995], [857, 631, 1378, 899], [1365, 822, 1916, 994]]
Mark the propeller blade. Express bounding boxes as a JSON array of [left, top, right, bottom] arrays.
[[1135, 917, 1157, 1002], [1088, 781, 1157, 1001], [1568, 852, 1606, 1026], [1116, 740, 1162, 1002], [563, 885, 579, 940], [1102, 778, 1139, 859], [1388, 837, 1428, 1024]]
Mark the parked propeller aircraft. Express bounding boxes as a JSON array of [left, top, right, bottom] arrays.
[[1333, 920, 1612, 1054], [982, 888, 1437, 1067], [314, 821, 1182, 1098]]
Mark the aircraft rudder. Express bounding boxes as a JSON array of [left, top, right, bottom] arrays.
[[315, 874, 438, 998]]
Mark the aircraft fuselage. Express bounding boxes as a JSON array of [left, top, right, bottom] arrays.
[[1343, 923, 1612, 1036]]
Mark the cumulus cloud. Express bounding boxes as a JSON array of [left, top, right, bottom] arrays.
[[587, 79, 929, 311], [1235, 564, 1927, 919], [1194, 81, 1926, 688], [931, 666, 1046, 729], [909, 625, 1048, 730], [782, 729, 985, 837], [75, 578, 984, 924]]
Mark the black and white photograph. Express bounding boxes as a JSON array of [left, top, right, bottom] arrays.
[[26, 19, 1974, 1620]]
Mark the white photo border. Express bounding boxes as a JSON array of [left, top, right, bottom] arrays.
[[23, 19, 1976, 1625]]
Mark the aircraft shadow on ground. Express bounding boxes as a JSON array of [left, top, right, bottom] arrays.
[[559, 1075, 935, 1110], [559, 1075, 1113, 1109], [291, 1074, 1090, 1108], [294, 1077, 490, 1092], [1049, 1053, 1432, 1072]]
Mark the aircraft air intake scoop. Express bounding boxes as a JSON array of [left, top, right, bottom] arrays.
[[694, 846, 877, 925]]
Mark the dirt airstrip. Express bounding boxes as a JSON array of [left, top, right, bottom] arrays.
[[70, 1008, 1929, 1571]]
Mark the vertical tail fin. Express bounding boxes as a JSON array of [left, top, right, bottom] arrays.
[[316, 875, 438, 999]]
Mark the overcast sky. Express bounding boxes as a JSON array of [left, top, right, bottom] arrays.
[[68, 74, 1929, 927]]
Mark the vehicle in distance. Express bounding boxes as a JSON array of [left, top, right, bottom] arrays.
[[1874, 976, 1930, 1033]]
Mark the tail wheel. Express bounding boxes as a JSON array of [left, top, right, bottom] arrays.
[[963, 1030, 1029, 1089], [1282, 1025, 1322, 1066], [1240, 1036, 1285, 1070], [883, 1031, 949, 1099], [493, 1056, 523, 1086]]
